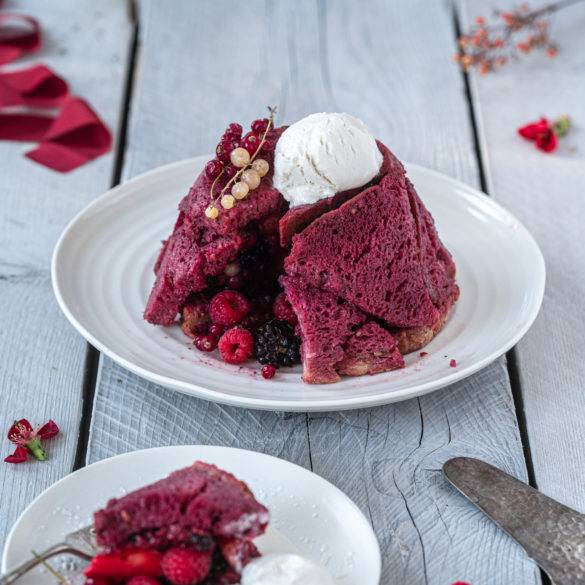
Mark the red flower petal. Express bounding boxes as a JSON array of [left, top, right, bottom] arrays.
[[518, 117, 550, 141], [536, 129, 558, 152], [4, 445, 28, 464], [7, 419, 33, 443], [37, 420, 59, 440]]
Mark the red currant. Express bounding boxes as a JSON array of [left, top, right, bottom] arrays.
[[241, 132, 261, 155], [261, 364, 277, 379], [228, 275, 244, 290], [209, 323, 225, 337], [251, 118, 269, 134], [261, 131, 278, 152], [216, 139, 238, 162], [226, 122, 243, 138], [205, 159, 224, 180], [216, 142, 231, 163], [194, 334, 219, 352], [224, 164, 238, 180]]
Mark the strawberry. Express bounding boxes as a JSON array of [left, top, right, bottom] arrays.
[[161, 547, 213, 585], [84, 549, 162, 579]]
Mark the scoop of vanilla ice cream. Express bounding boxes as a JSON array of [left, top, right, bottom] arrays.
[[273, 113, 383, 207], [241, 553, 336, 585]]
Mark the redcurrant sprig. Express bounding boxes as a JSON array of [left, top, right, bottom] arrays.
[[205, 106, 277, 220]]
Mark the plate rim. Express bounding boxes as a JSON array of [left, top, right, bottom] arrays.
[[1, 444, 382, 583], [51, 157, 546, 411]]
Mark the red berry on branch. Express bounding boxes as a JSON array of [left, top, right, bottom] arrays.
[[216, 142, 231, 163], [224, 164, 238, 180], [226, 122, 243, 138], [241, 132, 261, 155], [205, 159, 224, 180], [261, 131, 278, 152], [251, 118, 269, 133]]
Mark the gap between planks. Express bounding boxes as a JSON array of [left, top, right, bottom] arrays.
[[73, 0, 141, 472], [452, 2, 548, 584]]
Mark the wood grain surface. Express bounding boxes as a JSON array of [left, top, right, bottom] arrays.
[[0, 0, 131, 545], [85, 2, 538, 583], [461, 0, 585, 515]]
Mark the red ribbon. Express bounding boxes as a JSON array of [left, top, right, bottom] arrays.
[[0, 8, 112, 172], [0, 64, 68, 107], [0, 13, 41, 65], [0, 112, 52, 141], [25, 97, 112, 173]]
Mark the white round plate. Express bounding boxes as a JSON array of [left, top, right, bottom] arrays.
[[2, 445, 380, 585], [52, 157, 545, 411]]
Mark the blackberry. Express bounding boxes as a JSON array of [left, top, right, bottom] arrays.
[[254, 320, 301, 368], [238, 238, 271, 270]]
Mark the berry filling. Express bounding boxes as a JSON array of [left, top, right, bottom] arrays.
[[145, 113, 459, 383]]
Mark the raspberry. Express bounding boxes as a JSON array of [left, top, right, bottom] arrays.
[[272, 293, 297, 325], [218, 327, 254, 364], [84, 579, 110, 585], [261, 364, 276, 379], [161, 548, 212, 585], [127, 577, 161, 585], [209, 291, 251, 326]]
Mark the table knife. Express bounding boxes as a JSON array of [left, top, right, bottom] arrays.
[[443, 457, 585, 585]]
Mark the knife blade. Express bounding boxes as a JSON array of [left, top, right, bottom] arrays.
[[443, 457, 585, 585]]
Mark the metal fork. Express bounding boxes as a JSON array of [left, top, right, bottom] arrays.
[[0, 525, 96, 584]]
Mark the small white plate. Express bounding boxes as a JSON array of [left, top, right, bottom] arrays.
[[52, 157, 545, 411], [2, 445, 380, 584]]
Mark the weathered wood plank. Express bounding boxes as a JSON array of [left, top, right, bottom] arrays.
[[88, 1, 537, 583], [461, 0, 585, 513], [0, 0, 131, 545]]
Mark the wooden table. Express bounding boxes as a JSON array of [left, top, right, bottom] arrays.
[[1, 1, 584, 583]]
